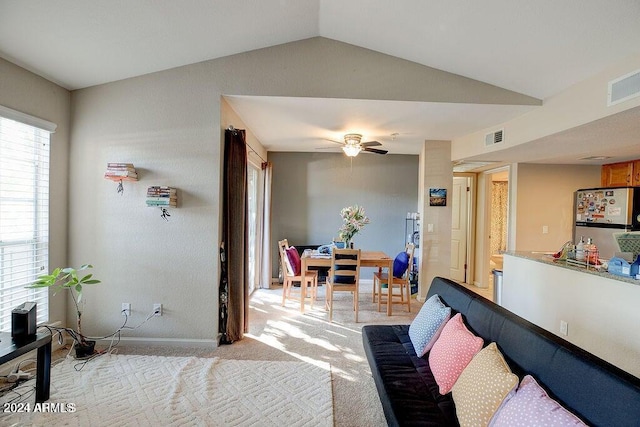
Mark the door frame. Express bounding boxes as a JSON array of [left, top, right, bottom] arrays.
[[479, 166, 511, 287], [452, 173, 476, 285]]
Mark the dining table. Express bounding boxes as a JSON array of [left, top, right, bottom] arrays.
[[300, 249, 393, 314]]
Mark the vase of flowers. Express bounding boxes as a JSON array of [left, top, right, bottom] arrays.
[[338, 205, 370, 247]]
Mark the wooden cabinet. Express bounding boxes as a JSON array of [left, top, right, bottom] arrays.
[[601, 161, 634, 187], [633, 160, 640, 186]]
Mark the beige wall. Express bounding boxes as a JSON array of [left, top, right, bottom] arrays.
[[503, 254, 640, 377], [418, 140, 453, 299], [452, 54, 640, 161], [0, 57, 71, 328], [2, 34, 627, 348], [471, 163, 601, 287], [68, 37, 516, 344], [514, 164, 601, 251], [221, 97, 267, 167]]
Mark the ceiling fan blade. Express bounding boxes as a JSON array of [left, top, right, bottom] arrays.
[[321, 138, 345, 145], [361, 140, 382, 147], [364, 147, 388, 155]]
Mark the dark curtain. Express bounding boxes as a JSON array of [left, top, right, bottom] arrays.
[[219, 128, 248, 344]]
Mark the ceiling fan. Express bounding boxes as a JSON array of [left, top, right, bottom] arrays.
[[324, 133, 389, 157]]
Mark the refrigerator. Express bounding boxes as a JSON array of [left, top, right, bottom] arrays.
[[574, 187, 640, 260]]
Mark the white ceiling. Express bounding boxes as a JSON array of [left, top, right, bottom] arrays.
[[1, 0, 640, 162]]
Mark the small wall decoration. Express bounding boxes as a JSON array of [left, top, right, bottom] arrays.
[[429, 188, 447, 206], [146, 186, 177, 221], [104, 162, 138, 195]]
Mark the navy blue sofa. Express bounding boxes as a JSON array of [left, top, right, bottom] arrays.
[[362, 276, 640, 427]]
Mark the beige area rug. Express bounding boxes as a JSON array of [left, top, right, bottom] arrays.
[[3, 354, 333, 427]]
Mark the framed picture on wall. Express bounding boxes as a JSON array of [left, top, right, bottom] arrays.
[[429, 188, 447, 206]]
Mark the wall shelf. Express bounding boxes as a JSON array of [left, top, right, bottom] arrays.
[[146, 186, 177, 207], [104, 162, 138, 181], [105, 163, 138, 194]]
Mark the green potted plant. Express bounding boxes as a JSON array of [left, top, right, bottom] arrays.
[[27, 264, 101, 358]]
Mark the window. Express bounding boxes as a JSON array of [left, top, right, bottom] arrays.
[[247, 164, 261, 294], [0, 106, 55, 331]]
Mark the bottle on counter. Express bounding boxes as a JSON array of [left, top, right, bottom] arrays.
[[576, 236, 585, 261], [586, 238, 599, 265]]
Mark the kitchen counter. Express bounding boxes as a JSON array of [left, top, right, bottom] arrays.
[[503, 250, 639, 285], [501, 251, 640, 378]]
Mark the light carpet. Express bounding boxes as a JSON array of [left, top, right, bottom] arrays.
[[4, 354, 333, 427]]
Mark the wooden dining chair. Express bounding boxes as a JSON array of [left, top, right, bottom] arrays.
[[325, 248, 361, 322], [278, 239, 318, 312], [373, 243, 414, 315]]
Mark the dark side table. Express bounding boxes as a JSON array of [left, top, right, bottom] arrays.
[[0, 331, 52, 402]]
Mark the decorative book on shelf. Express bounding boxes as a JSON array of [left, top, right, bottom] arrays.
[[146, 186, 177, 207], [104, 163, 138, 181]]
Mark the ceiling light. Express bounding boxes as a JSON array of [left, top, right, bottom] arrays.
[[342, 145, 361, 157], [342, 133, 363, 157]]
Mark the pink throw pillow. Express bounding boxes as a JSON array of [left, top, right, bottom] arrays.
[[428, 313, 484, 394], [490, 375, 587, 426], [285, 246, 301, 276]]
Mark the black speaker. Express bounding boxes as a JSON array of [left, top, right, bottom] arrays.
[[12, 302, 37, 339]]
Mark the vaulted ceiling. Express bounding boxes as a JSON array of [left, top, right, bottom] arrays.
[[1, 0, 639, 162]]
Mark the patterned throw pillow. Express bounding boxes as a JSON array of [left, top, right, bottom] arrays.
[[490, 375, 587, 427], [408, 294, 451, 356], [452, 342, 519, 427], [428, 313, 484, 394]]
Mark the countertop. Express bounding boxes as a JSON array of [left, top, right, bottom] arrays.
[[503, 251, 640, 286]]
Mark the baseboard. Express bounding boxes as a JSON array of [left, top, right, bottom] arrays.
[[97, 337, 218, 349]]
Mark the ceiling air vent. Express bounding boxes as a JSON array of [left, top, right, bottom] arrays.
[[485, 129, 504, 146], [608, 69, 640, 106]]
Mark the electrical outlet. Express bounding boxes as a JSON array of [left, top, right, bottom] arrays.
[[153, 303, 162, 316], [122, 303, 131, 316], [560, 320, 568, 336], [542, 225, 549, 234]]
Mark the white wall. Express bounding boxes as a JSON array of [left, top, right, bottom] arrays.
[[503, 254, 640, 378], [0, 57, 70, 328]]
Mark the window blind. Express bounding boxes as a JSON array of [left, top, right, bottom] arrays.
[[0, 110, 53, 332]]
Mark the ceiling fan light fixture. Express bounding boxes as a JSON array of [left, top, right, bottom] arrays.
[[342, 145, 361, 157], [342, 133, 363, 157], [344, 133, 362, 145]]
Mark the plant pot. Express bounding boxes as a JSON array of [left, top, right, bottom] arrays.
[[75, 340, 96, 358]]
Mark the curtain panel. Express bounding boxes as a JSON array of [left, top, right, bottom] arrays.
[[260, 162, 273, 289], [490, 181, 508, 255], [219, 128, 248, 344]]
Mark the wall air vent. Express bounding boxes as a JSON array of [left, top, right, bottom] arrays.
[[485, 129, 504, 146], [608, 69, 640, 106]]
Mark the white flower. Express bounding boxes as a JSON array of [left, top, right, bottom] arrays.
[[338, 205, 370, 242]]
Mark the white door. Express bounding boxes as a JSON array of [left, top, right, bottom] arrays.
[[450, 176, 469, 282]]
